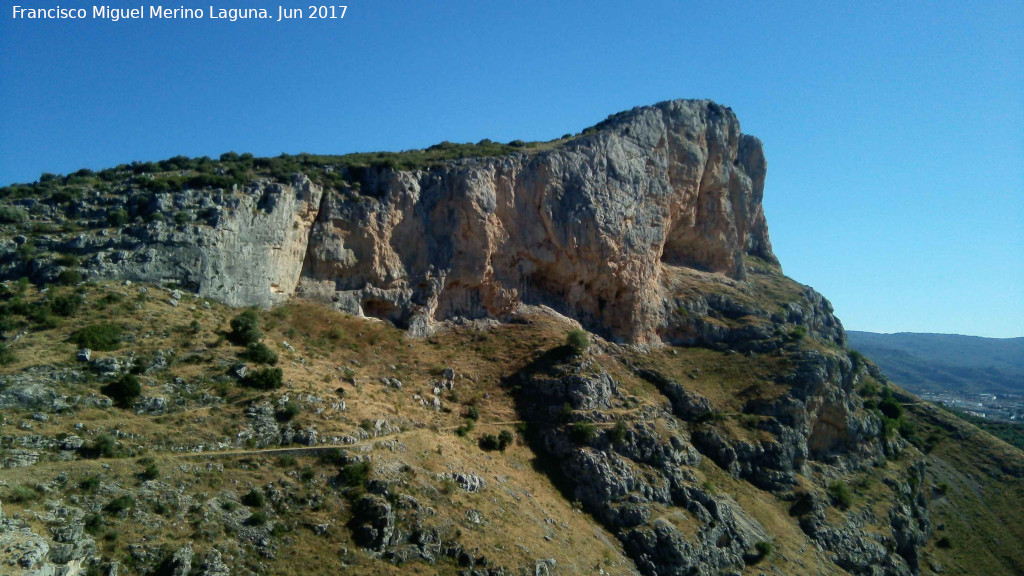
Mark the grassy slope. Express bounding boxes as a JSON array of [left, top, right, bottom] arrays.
[[0, 283, 637, 575], [0, 279, 1021, 575], [902, 399, 1024, 575]]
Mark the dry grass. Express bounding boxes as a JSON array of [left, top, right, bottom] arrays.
[[2, 280, 1022, 575]]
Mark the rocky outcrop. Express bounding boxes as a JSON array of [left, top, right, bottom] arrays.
[[511, 353, 770, 576], [3, 175, 322, 308]]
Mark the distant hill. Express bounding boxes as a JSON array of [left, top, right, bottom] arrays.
[[848, 331, 1024, 395]]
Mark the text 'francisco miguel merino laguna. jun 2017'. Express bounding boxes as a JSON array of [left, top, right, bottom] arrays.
[[11, 5, 348, 22]]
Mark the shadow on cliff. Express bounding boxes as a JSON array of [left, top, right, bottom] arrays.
[[500, 344, 587, 514]]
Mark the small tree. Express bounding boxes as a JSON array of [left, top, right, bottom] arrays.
[[497, 429, 515, 450], [828, 481, 853, 510], [71, 324, 123, 351], [566, 329, 590, 354], [242, 341, 278, 365], [229, 309, 262, 346], [608, 420, 628, 445], [241, 488, 265, 507], [55, 270, 82, 286], [107, 209, 130, 227], [101, 374, 141, 408], [478, 434, 501, 451], [571, 422, 598, 445], [242, 367, 283, 390]]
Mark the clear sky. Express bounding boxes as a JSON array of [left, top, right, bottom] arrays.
[[1, 0, 1021, 337]]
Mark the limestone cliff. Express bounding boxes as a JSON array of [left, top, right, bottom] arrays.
[[0, 99, 777, 345]]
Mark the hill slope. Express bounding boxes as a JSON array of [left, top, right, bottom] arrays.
[[847, 332, 1024, 396], [1, 100, 1022, 576]]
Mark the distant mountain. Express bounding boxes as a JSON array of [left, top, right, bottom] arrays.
[[848, 331, 1024, 395]]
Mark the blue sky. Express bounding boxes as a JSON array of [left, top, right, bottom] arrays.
[[1, 0, 1021, 337]]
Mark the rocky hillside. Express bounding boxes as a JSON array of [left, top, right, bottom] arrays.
[[0, 100, 1021, 576]]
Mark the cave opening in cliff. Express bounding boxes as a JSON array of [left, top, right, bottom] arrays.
[[361, 298, 407, 328]]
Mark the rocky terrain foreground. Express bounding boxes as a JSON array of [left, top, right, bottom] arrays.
[[0, 100, 1021, 576]]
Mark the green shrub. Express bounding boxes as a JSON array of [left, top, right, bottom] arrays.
[[9, 484, 37, 503], [245, 511, 268, 526], [828, 481, 853, 510], [242, 341, 278, 365], [608, 420, 628, 445], [101, 374, 141, 408], [84, 514, 103, 534], [79, 476, 100, 491], [571, 422, 598, 445], [858, 378, 880, 397], [788, 325, 808, 342], [229, 309, 262, 346], [878, 396, 903, 420], [79, 434, 117, 459], [317, 448, 347, 466], [54, 254, 79, 267], [755, 540, 773, 559], [693, 411, 725, 425], [71, 323, 123, 350], [455, 419, 475, 437], [0, 343, 15, 365], [55, 269, 82, 286], [300, 467, 315, 482], [566, 329, 590, 354], [477, 431, 514, 451], [339, 461, 371, 487], [0, 205, 29, 224], [107, 209, 130, 227], [241, 488, 265, 508], [276, 401, 300, 422], [558, 402, 574, 423], [104, 495, 134, 514], [138, 462, 159, 481], [242, 367, 283, 390], [936, 536, 952, 549], [478, 434, 501, 451], [498, 429, 515, 449], [28, 306, 60, 329], [50, 293, 82, 316], [97, 293, 124, 308], [464, 405, 479, 421]]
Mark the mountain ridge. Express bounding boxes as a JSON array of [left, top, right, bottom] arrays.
[[847, 331, 1024, 397]]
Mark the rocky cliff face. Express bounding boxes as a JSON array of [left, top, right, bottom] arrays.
[[1, 99, 774, 345], [299, 100, 775, 344]]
